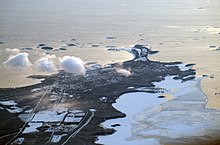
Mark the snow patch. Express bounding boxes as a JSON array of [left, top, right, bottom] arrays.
[[177, 64, 191, 71], [64, 115, 82, 123], [30, 88, 43, 92], [51, 135, 62, 143], [12, 137, 24, 144], [6, 106, 23, 113], [0, 100, 17, 106], [23, 123, 42, 133], [116, 68, 131, 77], [32, 110, 66, 123]]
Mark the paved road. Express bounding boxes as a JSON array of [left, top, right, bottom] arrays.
[[61, 110, 95, 145]]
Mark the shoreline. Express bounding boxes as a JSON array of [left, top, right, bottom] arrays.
[[131, 76, 220, 145], [97, 75, 215, 145], [1, 0, 220, 110], [0, 45, 200, 144]]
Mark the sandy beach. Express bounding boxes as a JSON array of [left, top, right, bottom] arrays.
[[0, 0, 220, 144]]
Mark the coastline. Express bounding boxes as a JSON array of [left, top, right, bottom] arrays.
[[97, 75, 220, 145], [0, 45, 200, 144], [0, 0, 220, 144]]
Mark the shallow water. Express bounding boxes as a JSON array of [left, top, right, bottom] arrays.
[[98, 76, 220, 145], [97, 92, 166, 145]]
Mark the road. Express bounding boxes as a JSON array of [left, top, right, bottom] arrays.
[[61, 110, 95, 145]]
